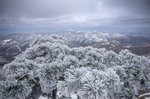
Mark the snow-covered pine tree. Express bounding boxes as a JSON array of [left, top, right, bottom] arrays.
[[118, 49, 150, 90], [0, 34, 150, 99], [0, 35, 69, 99], [0, 57, 35, 99], [24, 34, 69, 99]]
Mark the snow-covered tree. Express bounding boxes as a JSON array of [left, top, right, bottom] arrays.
[[0, 34, 150, 99], [0, 57, 35, 99], [118, 50, 150, 90], [62, 66, 123, 99]]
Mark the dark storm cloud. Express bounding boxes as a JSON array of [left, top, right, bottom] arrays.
[[0, 0, 150, 27]]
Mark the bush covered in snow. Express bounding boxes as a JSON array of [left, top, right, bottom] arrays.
[[0, 34, 150, 99]]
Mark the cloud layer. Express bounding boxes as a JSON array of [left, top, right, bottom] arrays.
[[0, 0, 150, 30]]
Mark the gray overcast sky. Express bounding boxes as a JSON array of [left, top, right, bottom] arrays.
[[0, 0, 150, 32]]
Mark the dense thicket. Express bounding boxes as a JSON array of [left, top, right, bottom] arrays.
[[0, 35, 150, 99]]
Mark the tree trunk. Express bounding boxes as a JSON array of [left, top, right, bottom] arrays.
[[47, 95, 50, 99], [77, 95, 81, 99], [52, 88, 57, 99]]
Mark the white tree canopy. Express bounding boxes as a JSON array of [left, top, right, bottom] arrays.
[[0, 34, 150, 99]]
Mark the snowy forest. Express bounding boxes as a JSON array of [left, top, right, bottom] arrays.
[[0, 34, 150, 99]]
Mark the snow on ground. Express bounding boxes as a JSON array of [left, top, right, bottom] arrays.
[[38, 96, 47, 99], [139, 93, 150, 98], [38, 94, 77, 99], [4, 39, 12, 42], [71, 94, 77, 99], [145, 97, 150, 99]]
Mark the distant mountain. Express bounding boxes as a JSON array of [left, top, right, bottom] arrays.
[[0, 31, 150, 66]]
